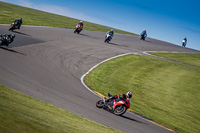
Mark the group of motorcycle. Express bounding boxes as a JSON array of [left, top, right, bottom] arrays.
[[1, 19, 133, 116], [0, 18, 22, 48], [74, 21, 147, 44], [74, 21, 115, 43]]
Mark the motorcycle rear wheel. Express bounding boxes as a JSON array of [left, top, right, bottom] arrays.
[[113, 105, 127, 116]]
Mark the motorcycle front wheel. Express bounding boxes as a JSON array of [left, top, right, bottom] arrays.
[[104, 38, 109, 43], [96, 100, 105, 108], [9, 26, 14, 31], [113, 105, 127, 116]]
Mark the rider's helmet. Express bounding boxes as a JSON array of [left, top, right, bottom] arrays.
[[80, 21, 83, 23], [11, 34, 15, 39], [127, 92, 132, 98], [111, 29, 113, 32], [19, 18, 22, 21]]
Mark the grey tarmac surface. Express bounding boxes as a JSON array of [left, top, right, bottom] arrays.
[[0, 25, 199, 133]]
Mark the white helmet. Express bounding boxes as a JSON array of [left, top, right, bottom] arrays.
[[127, 92, 132, 98], [80, 21, 83, 23]]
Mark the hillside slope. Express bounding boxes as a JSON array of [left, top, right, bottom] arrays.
[[0, 1, 137, 35]]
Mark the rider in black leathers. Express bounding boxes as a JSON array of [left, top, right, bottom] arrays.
[[0, 34, 15, 46], [9, 18, 22, 31], [104, 29, 114, 42], [106, 29, 114, 37], [140, 29, 147, 41]]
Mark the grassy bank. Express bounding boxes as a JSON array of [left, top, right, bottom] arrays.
[[150, 52, 200, 67], [84, 53, 200, 133], [0, 1, 137, 36], [0, 84, 122, 133]]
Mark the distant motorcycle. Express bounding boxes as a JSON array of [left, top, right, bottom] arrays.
[[0, 34, 15, 47], [104, 34, 112, 43], [96, 93, 130, 116], [140, 34, 147, 41], [9, 21, 20, 31], [140, 30, 147, 41], [74, 24, 82, 34]]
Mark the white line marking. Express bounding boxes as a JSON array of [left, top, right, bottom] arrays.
[[80, 52, 175, 132]]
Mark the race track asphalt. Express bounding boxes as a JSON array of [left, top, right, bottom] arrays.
[[0, 25, 199, 133]]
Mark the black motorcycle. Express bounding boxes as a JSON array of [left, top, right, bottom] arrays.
[[140, 34, 147, 41], [9, 21, 20, 31], [0, 34, 15, 47]]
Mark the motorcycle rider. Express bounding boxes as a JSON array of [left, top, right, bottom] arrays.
[[182, 37, 187, 47], [78, 21, 84, 28], [74, 21, 84, 33], [9, 18, 22, 31], [140, 29, 147, 40], [105, 29, 114, 42], [104, 92, 132, 108], [76, 21, 84, 29], [0, 34, 15, 46]]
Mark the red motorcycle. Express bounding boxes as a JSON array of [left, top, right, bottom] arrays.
[[96, 93, 130, 116], [74, 24, 83, 34]]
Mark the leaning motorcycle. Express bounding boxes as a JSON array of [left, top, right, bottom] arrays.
[[74, 24, 82, 34], [96, 93, 130, 116], [9, 21, 19, 31], [0, 34, 15, 47], [104, 34, 112, 43], [140, 34, 146, 41]]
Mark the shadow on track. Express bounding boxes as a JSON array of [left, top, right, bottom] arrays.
[[107, 42, 121, 46], [0, 46, 26, 55], [11, 30, 31, 37], [120, 115, 145, 124], [78, 33, 99, 39], [142, 40, 152, 43], [107, 42, 129, 48]]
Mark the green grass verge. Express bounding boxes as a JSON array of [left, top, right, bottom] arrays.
[[0, 84, 122, 133], [150, 52, 200, 67], [0, 1, 137, 36], [84, 54, 200, 133]]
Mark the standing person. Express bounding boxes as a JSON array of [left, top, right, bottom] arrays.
[[140, 29, 147, 41], [182, 37, 187, 47]]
